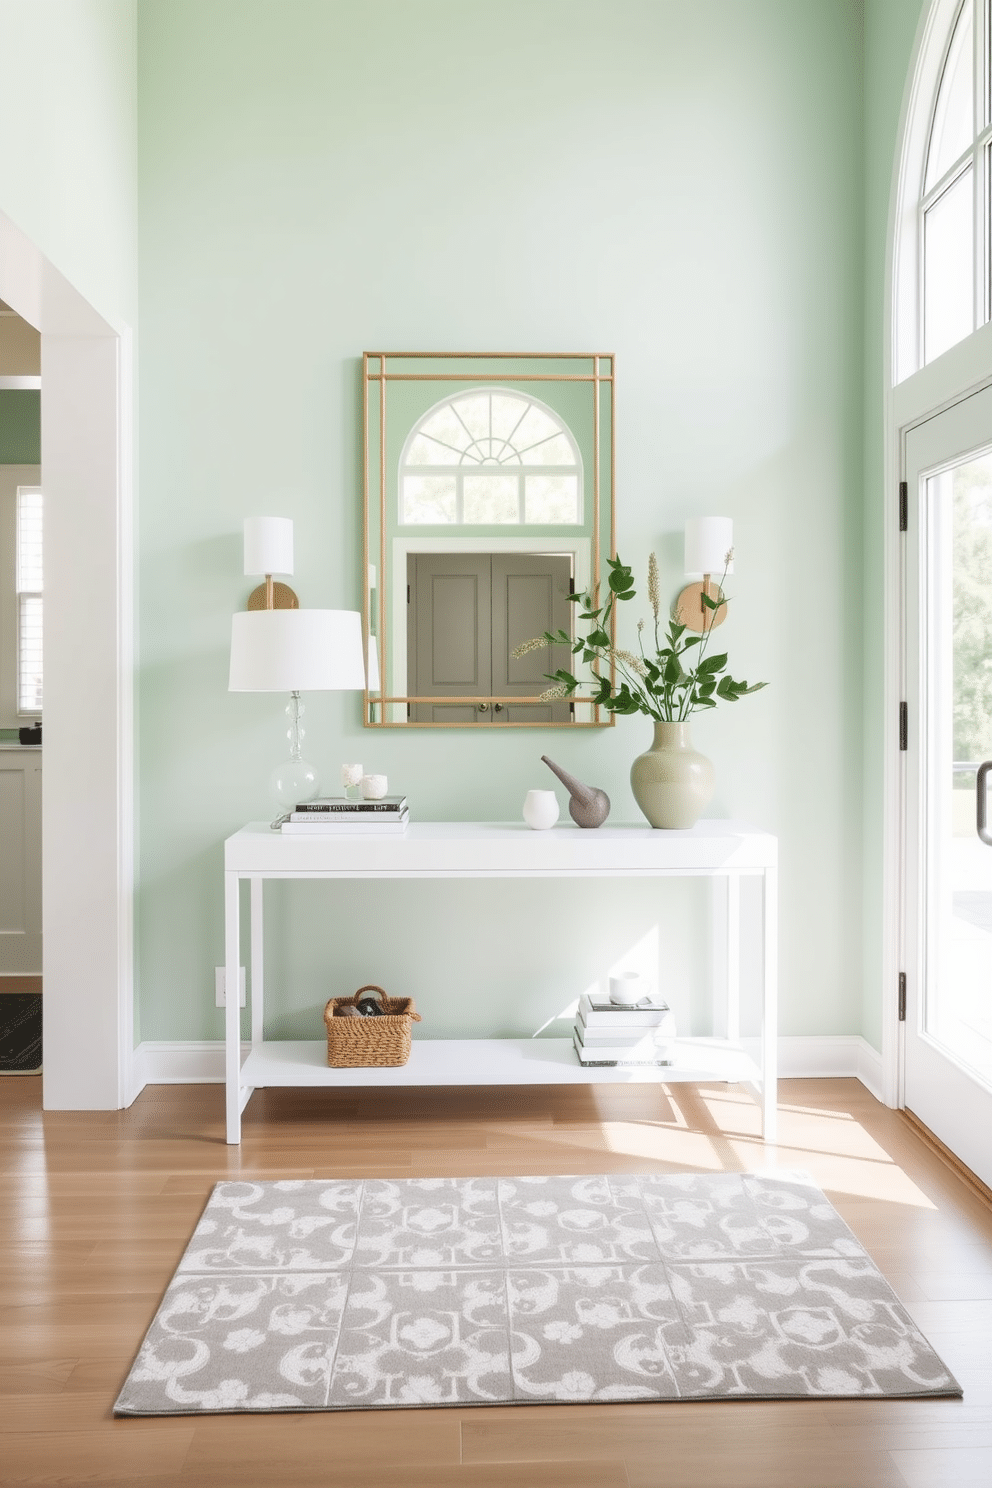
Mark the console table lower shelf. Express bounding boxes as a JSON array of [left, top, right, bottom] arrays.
[[234, 1036, 761, 1105], [224, 820, 778, 1142]]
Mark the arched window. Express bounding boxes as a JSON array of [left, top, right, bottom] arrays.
[[399, 387, 582, 525], [913, 0, 990, 366]]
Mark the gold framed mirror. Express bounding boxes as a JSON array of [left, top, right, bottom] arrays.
[[363, 352, 616, 728]]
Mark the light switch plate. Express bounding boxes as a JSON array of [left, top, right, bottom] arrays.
[[215, 967, 246, 1007]]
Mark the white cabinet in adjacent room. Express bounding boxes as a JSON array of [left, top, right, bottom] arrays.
[[0, 748, 41, 975]]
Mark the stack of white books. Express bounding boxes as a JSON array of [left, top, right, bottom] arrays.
[[280, 796, 409, 835], [572, 993, 677, 1066]]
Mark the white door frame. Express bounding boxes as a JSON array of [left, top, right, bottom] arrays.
[[880, 0, 992, 1107], [899, 387, 992, 1184], [0, 207, 134, 1109], [883, 339, 992, 1109]]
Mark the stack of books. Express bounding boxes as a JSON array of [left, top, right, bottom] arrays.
[[572, 992, 677, 1066], [280, 796, 409, 835]]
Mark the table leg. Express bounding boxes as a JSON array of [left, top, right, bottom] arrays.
[[225, 871, 242, 1145], [761, 863, 779, 1145], [250, 877, 264, 1050], [726, 873, 740, 1043], [711, 873, 740, 1043]]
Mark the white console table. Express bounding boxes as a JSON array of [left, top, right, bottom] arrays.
[[224, 820, 778, 1145]]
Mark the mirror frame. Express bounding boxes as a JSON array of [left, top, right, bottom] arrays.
[[362, 351, 616, 728]]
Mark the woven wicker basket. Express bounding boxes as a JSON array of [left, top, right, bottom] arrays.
[[323, 984, 421, 1068]]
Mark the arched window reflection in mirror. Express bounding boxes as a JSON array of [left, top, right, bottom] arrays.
[[400, 389, 583, 527]]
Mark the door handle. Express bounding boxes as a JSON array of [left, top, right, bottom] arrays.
[[978, 762, 992, 845], [494, 703, 504, 713], [477, 702, 489, 712]]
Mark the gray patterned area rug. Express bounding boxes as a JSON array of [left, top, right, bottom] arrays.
[[115, 1172, 960, 1415]]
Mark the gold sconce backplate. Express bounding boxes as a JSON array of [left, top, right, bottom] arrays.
[[676, 581, 727, 634], [247, 582, 299, 611]]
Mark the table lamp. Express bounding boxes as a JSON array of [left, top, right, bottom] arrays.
[[677, 516, 734, 633], [229, 518, 366, 811]]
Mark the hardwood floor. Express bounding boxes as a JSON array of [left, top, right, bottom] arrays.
[[2, 1075, 991, 1486]]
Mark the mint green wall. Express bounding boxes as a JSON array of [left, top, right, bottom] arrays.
[[0, 0, 137, 329], [0, 391, 40, 463], [862, 0, 929, 1051], [137, 0, 866, 1046]]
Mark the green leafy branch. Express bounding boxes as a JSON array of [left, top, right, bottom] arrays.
[[511, 551, 766, 721]]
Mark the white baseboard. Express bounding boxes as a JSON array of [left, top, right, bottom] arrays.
[[776, 1035, 884, 1102], [131, 1034, 887, 1103], [130, 1040, 250, 1100]]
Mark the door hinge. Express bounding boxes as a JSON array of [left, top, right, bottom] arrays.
[[899, 480, 908, 532], [898, 972, 907, 1021], [899, 701, 908, 751], [407, 584, 411, 603]]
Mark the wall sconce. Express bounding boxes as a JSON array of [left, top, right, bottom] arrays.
[[676, 516, 734, 633], [244, 516, 299, 610], [229, 518, 366, 814]]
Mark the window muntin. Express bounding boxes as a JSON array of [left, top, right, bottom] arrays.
[[15, 487, 42, 714], [400, 389, 582, 525]]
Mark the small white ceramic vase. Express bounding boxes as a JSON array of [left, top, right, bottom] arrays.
[[523, 789, 560, 830], [609, 972, 644, 1005], [360, 773, 388, 800]]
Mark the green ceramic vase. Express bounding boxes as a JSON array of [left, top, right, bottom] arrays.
[[630, 721, 715, 829]]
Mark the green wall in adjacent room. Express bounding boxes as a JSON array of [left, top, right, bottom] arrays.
[[0, 391, 40, 463], [136, 0, 867, 1049]]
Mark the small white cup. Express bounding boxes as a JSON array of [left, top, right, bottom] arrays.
[[360, 773, 388, 800], [610, 971, 644, 1006], [523, 789, 560, 831]]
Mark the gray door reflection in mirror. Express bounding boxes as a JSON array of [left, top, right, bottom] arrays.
[[406, 553, 573, 723]]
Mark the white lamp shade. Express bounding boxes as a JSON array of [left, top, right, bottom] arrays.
[[684, 516, 734, 576], [229, 609, 366, 691], [244, 516, 294, 576]]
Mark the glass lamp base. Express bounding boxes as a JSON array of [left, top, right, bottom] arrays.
[[270, 757, 320, 810]]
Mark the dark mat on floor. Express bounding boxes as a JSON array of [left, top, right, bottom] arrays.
[[0, 992, 42, 1072]]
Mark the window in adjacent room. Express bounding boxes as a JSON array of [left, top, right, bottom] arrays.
[[16, 486, 42, 714], [399, 388, 582, 525]]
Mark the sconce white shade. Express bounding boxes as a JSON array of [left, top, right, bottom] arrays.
[[229, 609, 366, 692], [244, 516, 294, 576], [684, 516, 734, 576]]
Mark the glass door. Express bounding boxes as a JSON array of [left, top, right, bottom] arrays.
[[904, 383, 992, 1186]]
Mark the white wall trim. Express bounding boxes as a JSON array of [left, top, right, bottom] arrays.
[[776, 1036, 884, 1103], [131, 1041, 250, 1098], [0, 207, 135, 1110], [132, 1035, 885, 1102]]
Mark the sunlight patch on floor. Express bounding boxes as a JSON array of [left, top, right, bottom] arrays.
[[590, 1089, 939, 1207], [734, 1141, 938, 1207], [599, 1121, 726, 1169]]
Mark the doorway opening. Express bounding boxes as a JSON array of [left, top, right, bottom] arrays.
[[0, 300, 41, 1075]]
